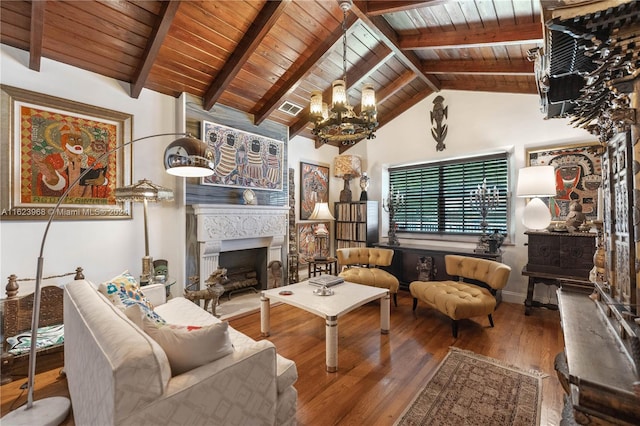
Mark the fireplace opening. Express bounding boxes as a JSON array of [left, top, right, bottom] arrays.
[[219, 247, 267, 298]]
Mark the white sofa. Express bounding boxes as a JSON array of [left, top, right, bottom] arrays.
[[63, 279, 297, 425]]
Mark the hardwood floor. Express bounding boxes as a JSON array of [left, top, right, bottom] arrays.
[[0, 291, 564, 425]]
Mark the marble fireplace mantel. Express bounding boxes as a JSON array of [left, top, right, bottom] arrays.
[[189, 204, 289, 288]]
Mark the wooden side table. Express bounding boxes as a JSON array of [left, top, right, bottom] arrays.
[[307, 257, 338, 278]]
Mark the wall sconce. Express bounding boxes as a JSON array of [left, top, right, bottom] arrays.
[[309, 202, 335, 260], [334, 155, 361, 202], [517, 166, 556, 230]]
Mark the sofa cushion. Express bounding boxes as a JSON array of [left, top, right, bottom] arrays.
[[6, 324, 65, 355], [142, 316, 234, 376], [154, 297, 220, 326], [98, 271, 154, 309]]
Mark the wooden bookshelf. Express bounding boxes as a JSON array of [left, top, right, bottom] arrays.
[[334, 201, 378, 249]]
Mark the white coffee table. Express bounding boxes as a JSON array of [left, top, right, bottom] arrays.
[[260, 281, 390, 372]]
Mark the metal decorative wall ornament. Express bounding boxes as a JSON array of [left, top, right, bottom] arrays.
[[430, 95, 448, 151]]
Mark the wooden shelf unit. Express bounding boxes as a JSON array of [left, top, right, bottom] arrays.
[[334, 201, 379, 249]]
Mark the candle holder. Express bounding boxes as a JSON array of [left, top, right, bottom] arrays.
[[383, 185, 405, 246], [470, 178, 500, 253]]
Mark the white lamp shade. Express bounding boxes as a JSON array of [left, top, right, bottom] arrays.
[[516, 166, 556, 197], [309, 202, 335, 221], [522, 197, 552, 230], [310, 90, 323, 118], [332, 80, 347, 108]]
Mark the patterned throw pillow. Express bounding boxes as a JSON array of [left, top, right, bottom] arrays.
[[98, 271, 154, 309], [123, 300, 166, 327], [6, 324, 65, 355], [142, 317, 234, 376]]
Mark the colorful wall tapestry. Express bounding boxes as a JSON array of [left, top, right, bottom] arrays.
[[201, 121, 284, 191], [1, 85, 132, 220], [527, 142, 602, 221]]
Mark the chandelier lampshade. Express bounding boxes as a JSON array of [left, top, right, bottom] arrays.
[[308, 0, 378, 146]]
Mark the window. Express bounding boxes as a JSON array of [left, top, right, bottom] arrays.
[[389, 153, 508, 236]]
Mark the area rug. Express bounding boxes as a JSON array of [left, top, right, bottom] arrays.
[[395, 347, 547, 426]]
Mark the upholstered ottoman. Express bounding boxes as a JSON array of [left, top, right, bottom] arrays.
[[410, 255, 511, 337]]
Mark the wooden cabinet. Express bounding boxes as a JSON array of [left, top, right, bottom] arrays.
[[374, 243, 501, 292], [522, 231, 595, 315], [334, 201, 378, 249]]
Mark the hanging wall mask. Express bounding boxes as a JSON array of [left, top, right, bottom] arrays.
[[430, 95, 448, 151]]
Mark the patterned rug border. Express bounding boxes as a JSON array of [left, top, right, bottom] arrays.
[[395, 347, 548, 426]]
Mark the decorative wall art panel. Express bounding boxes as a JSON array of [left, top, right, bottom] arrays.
[[0, 85, 133, 220], [201, 121, 284, 191], [527, 142, 602, 221], [299, 161, 329, 220], [297, 222, 329, 260]]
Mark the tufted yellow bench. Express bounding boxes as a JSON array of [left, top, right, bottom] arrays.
[[336, 247, 400, 306], [409, 254, 511, 337]]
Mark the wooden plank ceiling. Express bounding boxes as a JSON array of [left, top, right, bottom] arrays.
[[0, 0, 542, 151]]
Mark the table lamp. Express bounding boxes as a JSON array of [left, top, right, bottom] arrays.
[[309, 202, 335, 260], [115, 179, 174, 285], [2, 133, 213, 426], [334, 155, 361, 202], [516, 165, 556, 230]]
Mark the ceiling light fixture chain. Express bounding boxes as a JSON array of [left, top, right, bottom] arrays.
[[309, 0, 378, 146]]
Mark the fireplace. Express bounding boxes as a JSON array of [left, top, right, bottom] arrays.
[[187, 204, 288, 292]]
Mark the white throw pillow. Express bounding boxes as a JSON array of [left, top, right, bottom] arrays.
[[142, 316, 234, 375]]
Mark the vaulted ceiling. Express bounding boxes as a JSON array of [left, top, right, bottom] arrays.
[[1, 0, 544, 151]]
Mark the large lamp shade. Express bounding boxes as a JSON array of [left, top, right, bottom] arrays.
[[517, 166, 556, 230]]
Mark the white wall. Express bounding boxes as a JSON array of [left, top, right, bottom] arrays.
[[361, 90, 594, 303], [0, 44, 185, 296]]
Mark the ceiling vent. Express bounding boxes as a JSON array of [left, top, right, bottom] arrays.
[[278, 101, 303, 116]]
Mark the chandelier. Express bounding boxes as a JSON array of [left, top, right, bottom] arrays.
[[309, 0, 378, 146]]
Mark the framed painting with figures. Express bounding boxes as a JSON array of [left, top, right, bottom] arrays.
[[527, 142, 602, 222], [0, 85, 133, 220], [299, 161, 329, 220], [200, 120, 284, 191]]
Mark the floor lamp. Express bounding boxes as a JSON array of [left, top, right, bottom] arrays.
[[2, 133, 214, 426], [115, 179, 174, 285]]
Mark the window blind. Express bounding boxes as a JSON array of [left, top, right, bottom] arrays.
[[389, 153, 508, 235]]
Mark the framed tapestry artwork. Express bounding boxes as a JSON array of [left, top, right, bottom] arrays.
[[0, 85, 133, 220], [297, 222, 329, 260], [527, 142, 602, 221], [299, 161, 329, 220], [200, 120, 284, 191]]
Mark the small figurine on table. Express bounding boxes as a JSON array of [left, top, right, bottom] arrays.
[[565, 201, 586, 230]]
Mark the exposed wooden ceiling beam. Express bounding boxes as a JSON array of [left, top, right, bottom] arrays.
[[376, 87, 433, 129], [364, 0, 447, 16], [422, 59, 534, 75], [376, 69, 416, 104], [253, 13, 358, 126], [344, 43, 394, 89], [441, 79, 537, 94], [29, 0, 45, 71], [131, 1, 180, 99], [203, 0, 290, 111], [400, 22, 543, 50], [352, 1, 441, 92]]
